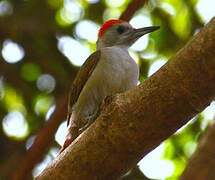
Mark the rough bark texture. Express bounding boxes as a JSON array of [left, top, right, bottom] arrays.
[[11, 1, 148, 179], [180, 118, 215, 180], [37, 18, 215, 180]]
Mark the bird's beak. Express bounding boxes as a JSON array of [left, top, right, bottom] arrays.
[[133, 26, 160, 39]]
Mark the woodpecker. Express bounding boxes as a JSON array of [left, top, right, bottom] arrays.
[[60, 19, 159, 153]]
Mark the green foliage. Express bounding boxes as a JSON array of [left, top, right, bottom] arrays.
[[0, 0, 214, 179], [21, 63, 41, 82], [162, 116, 204, 178]]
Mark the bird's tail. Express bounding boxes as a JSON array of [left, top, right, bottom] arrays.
[[59, 135, 72, 153], [59, 126, 79, 154]]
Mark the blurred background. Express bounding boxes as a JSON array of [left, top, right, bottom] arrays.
[[0, 0, 214, 179]]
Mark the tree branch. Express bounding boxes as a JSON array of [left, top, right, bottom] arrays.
[[180, 117, 215, 180], [11, 97, 67, 180], [37, 18, 215, 180], [10, 1, 148, 179], [120, 0, 149, 21]]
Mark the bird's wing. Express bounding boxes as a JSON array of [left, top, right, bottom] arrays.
[[67, 50, 101, 126]]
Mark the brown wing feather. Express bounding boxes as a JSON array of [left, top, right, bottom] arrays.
[[67, 50, 101, 126]]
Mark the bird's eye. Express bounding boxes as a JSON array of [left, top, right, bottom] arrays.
[[117, 26, 125, 34]]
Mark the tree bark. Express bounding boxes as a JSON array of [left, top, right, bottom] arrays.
[[37, 18, 215, 180], [11, 1, 149, 179], [180, 117, 215, 180]]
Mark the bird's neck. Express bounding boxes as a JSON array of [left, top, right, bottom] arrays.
[[96, 37, 130, 50], [96, 41, 128, 51]]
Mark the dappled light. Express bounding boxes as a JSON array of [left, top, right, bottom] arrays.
[[45, 105, 56, 121], [0, 0, 12, 16], [55, 121, 67, 146], [58, 36, 91, 66], [103, 8, 121, 20], [128, 50, 139, 63], [0, 0, 214, 179], [138, 144, 175, 179], [130, 15, 152, 51], [196, 0, 215, 22], [36, 74, 56, 93], [32, 147, 59, 178], [184, 141, 197, 157], [160, 2, 176, 16], [21, 63, 41, 82], [25, 135, 36, 150], [86, 0, 99, 4], [105, 0, 126, 8], [141, 50, 157, 59], [56, 0, 83, 26], [2, 111, 28, 138], [34, 94, 55, 116], [148, 58, 166, 76], [2, 85, 26, 113], [2, 40, 25, 63], [75, 20, 100, 43], [33, 154, 52, 178], [202, 101, 215, 120]]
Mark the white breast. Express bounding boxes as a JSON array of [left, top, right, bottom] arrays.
[[101, 46, 139, 91], [72, 46, 139, 121]]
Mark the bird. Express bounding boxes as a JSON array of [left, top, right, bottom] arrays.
[[59, 19, 159, 153]]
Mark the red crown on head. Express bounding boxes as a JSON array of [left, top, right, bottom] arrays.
[[98, 19, 127, 38]]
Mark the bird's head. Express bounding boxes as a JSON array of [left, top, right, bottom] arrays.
[[96, 19, 159, 50]]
